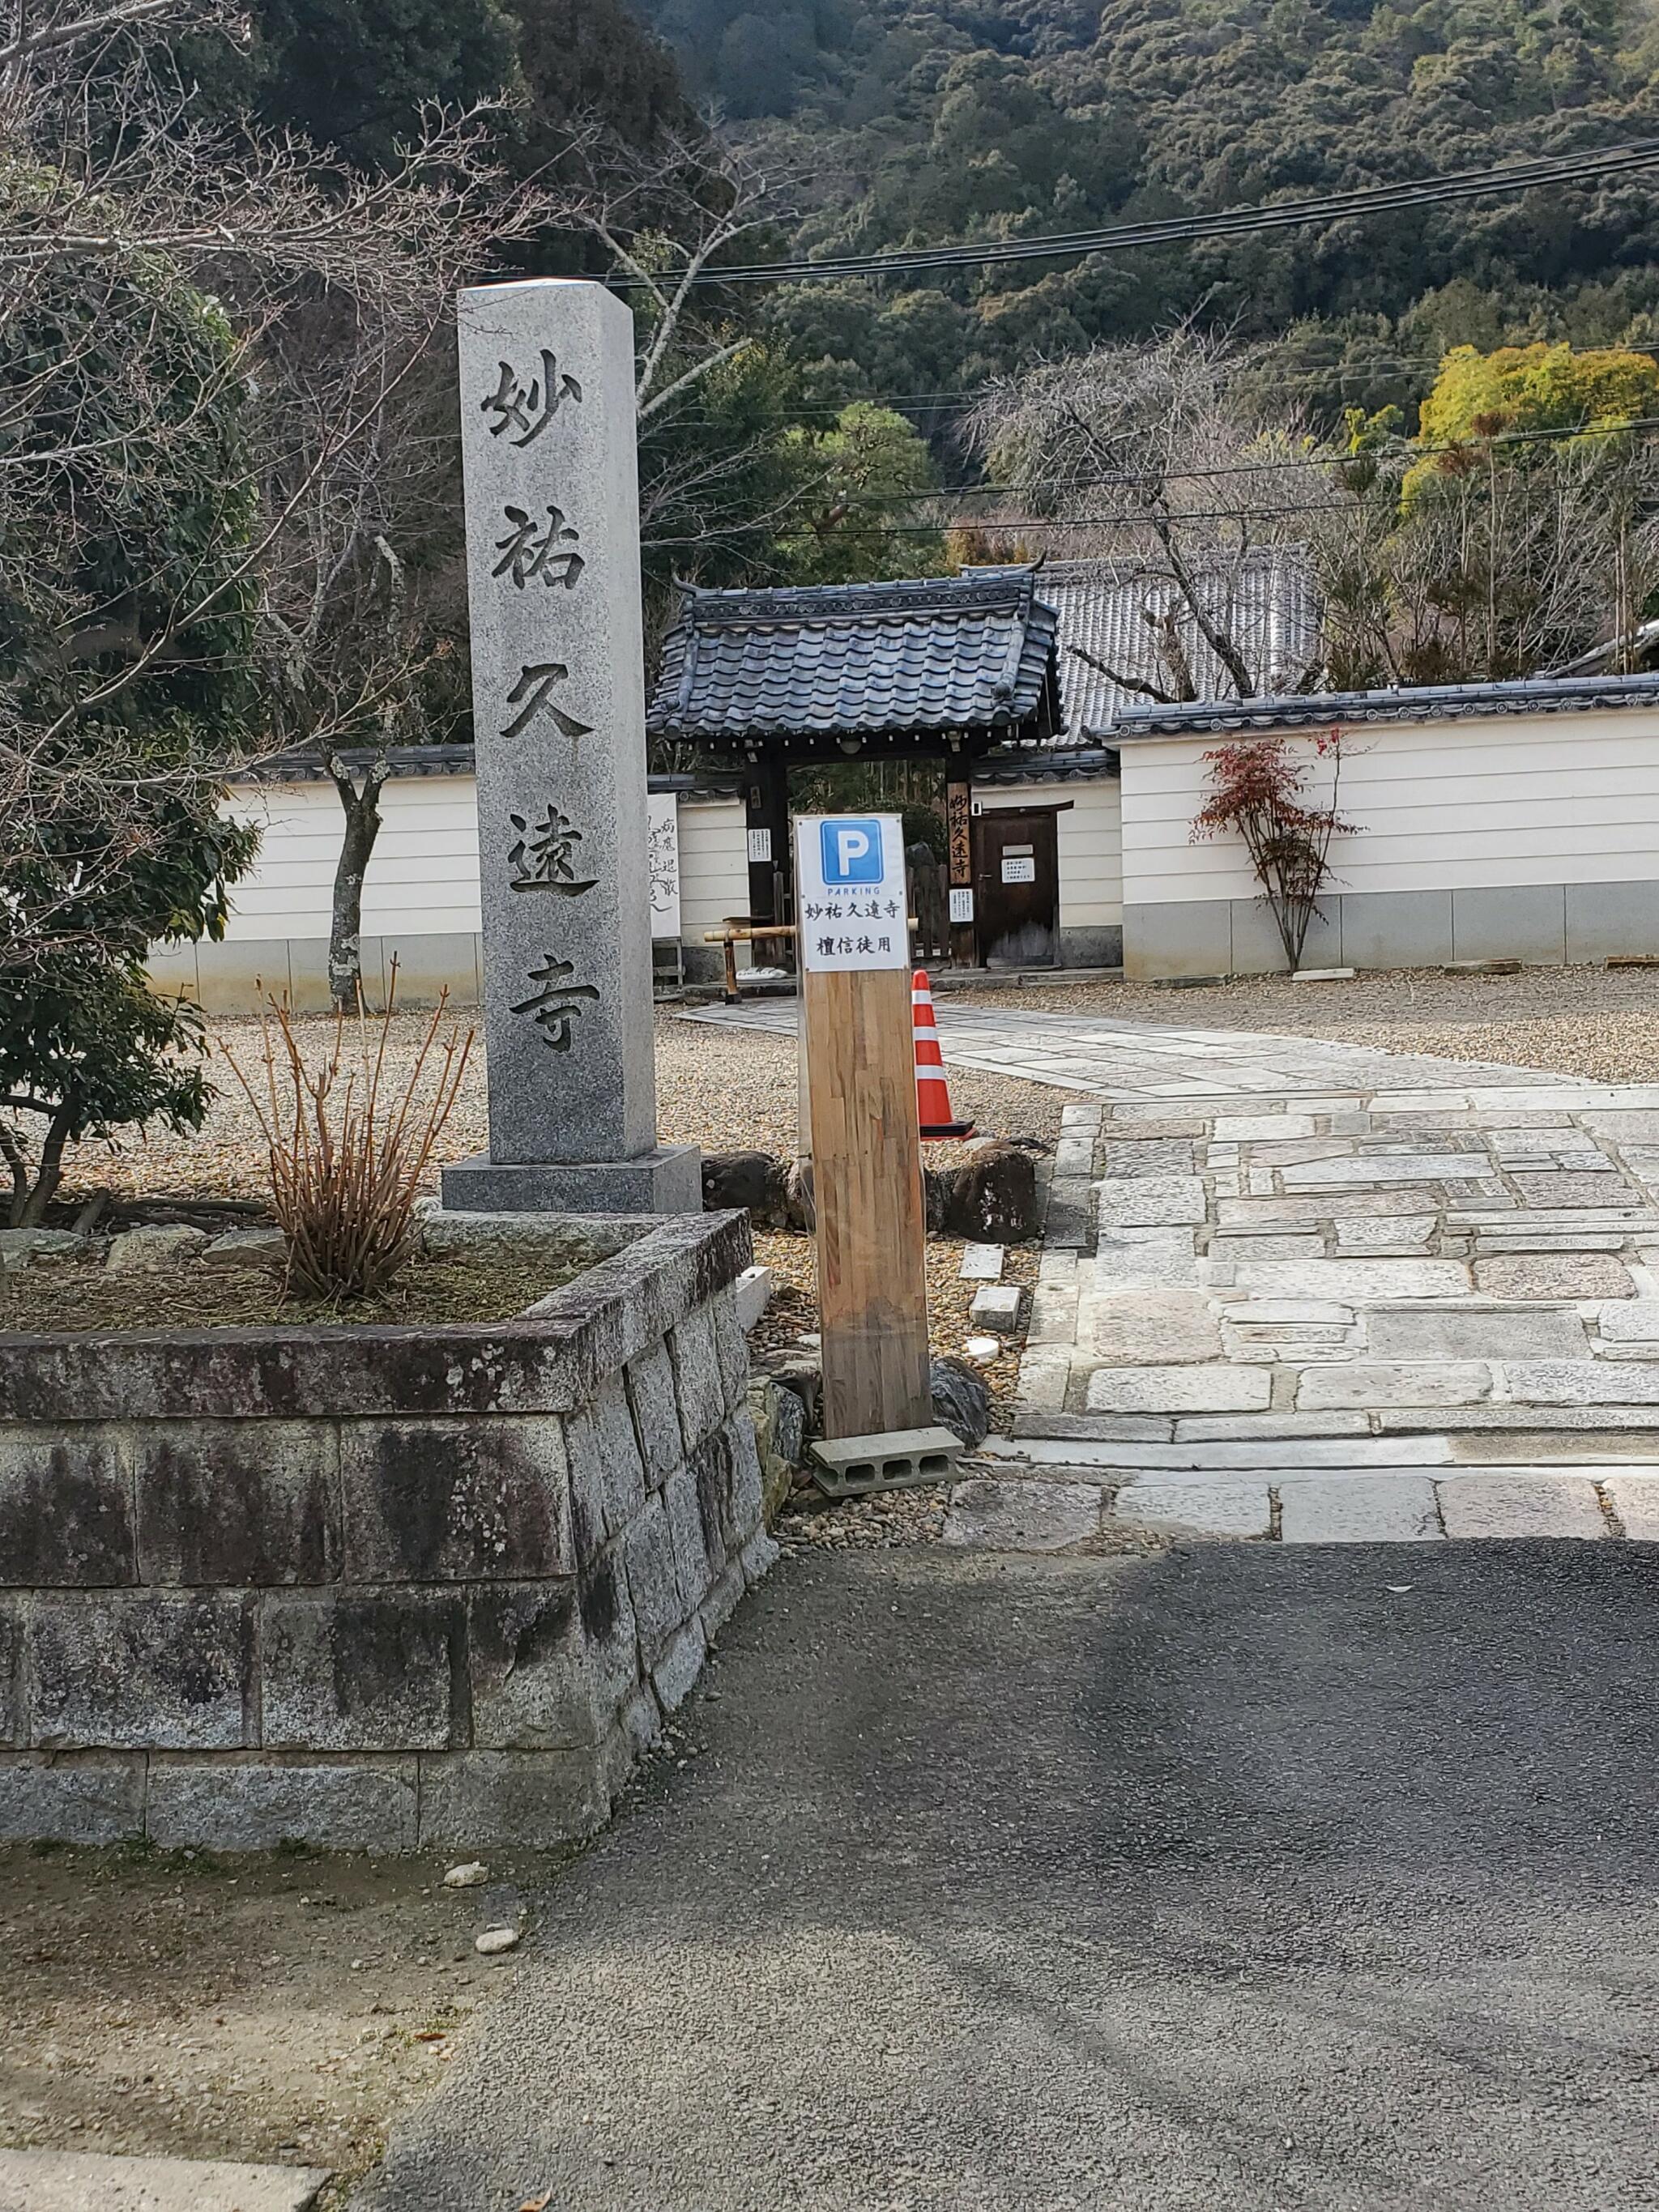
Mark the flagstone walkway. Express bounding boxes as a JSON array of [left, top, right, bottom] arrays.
[[685, 999, 1659, 1544]]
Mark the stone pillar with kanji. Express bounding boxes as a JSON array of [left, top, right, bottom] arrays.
[[442, 278, 701, 1213]]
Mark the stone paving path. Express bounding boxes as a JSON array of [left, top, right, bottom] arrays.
[[685, 999, 1659, 1544], [984, 1061, 1659, 1546], [680, 999, 1561, 1100]]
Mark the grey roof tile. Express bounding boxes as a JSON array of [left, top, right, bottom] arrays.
[[1113, 671, 1659, 739], [647, 571, 1060, 741]]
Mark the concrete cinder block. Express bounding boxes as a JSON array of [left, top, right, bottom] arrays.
[[146, 1754, 421, 1851], [339, 1417, 573, 1581], [0, 1425, 133, 1588], [134, 1421, 339, 1586], [260, 1591, 463, 1752], [28, 1592, 254, 1750], [416, 1748, 608, 1849], [668, 1303, 727, 1451], [0, 1752, 146, 1843], [809, 1426, 964, 1498], [625, 1340, 683, 1484]]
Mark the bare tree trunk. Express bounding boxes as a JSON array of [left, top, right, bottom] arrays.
[[326, 754, 391, 1011], [4, 1102, 75, 1225]]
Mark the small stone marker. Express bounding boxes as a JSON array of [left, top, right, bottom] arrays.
[[958, 1242, 1004, 1281], [442, 278, 699, 1215], [970, 1282, 1024, 1335]]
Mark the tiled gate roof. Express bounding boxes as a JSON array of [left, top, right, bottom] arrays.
[[647, 570, 1060, 743]]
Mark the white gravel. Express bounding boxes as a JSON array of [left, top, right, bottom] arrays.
[[63, 1008, 1064, 1204], [972, 963, 1659, 1084]]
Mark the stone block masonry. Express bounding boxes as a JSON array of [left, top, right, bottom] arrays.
[[0, 1212, 774, 1851]]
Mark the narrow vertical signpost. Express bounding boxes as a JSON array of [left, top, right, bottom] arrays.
[[443, 278, 700, 1215], [795, 815, 934, 1457]]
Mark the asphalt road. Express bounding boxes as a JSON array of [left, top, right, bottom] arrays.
[[359, 1541, 1659, 2212]]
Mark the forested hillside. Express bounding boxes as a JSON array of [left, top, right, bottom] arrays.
[[636, 0, 1659, 423]]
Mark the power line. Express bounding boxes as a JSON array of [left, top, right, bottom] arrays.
[[619, 139, 1659, 289], [808, 498, 1395, 535], [779, 411, 1659, 511], [676, 352, 1659, 426]]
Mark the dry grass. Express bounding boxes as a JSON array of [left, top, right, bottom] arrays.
[[218, 991, 473, 1298], [0, 1251, 584, 1335], [55, 1008, 1064, 1208]]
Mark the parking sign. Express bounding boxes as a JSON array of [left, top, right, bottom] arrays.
[[795, 814, 907, 973]]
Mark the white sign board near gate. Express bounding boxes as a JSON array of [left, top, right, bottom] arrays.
[[647, 791, 680, 940], [1000, 853, 1036, 884], [795, 814, 908, 974]]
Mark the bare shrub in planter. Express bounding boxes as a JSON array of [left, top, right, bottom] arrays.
[[1191, 731, 1358, 972], [222, 974, 472, 1298]]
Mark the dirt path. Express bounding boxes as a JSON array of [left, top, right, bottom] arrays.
[[0, 1841, 573, 2202]]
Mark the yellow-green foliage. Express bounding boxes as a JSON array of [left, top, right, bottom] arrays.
[[1405, 343, 1659, 499]]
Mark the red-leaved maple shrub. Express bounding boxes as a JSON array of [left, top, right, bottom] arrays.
[[1191, 731, 1358, 972]]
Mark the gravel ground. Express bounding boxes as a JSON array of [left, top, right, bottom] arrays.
[[57, 1008, 1063, 1207], [970, 961, 1659, 1081], [755, 1225, 1042, 1554]]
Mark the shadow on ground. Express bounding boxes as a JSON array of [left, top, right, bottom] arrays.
[[356, 1542, 1659, 2212]]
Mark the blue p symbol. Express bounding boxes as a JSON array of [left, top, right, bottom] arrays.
[[821, 818, 882, 884]]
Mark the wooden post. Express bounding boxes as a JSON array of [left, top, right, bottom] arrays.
[[796, 816, 932, 1438]]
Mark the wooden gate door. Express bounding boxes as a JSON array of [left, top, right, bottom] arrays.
[[975, 808, 1060, 969]]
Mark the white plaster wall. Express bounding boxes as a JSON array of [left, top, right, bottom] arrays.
[[676, 796, 748, 937], [1120, 710, 1659, 906], [974, 778, 1123, 927], [222, 777, 484, 939]]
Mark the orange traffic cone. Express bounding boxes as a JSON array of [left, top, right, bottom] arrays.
[[912, 970, 975, 1140]]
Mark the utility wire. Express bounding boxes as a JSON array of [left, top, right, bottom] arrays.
[[781, 411, 1659, 509], [617, 139, 1659, 289]]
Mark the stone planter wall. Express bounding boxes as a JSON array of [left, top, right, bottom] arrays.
[[0, 1212, 772, 1851]]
